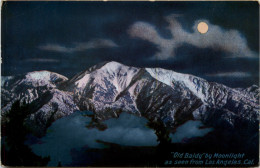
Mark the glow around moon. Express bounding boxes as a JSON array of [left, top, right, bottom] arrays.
[[197, 22, 208, 34]]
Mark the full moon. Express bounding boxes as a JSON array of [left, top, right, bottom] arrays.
[[197, 22, 208, 34]]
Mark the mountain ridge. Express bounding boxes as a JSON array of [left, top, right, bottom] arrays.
[[1, 61, 259, 137]]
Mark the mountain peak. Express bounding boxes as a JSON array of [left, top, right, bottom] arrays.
[[67, 61, 139, 92], [104, 61, 123, 66], [26, 70, 67, 81], [101, 61, 130, 72], [25, 70, 68, 85], [1, 70, 68, 89], [75, 61, 128, 77]]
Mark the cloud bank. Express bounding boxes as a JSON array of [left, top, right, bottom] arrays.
[[170, 120, 213, 143], [29, 112, 157, 166], [128, 15, 257, 60], [38, 39, 118, 53], [25, 58, 60, 63], [206, 72, 251, 78]]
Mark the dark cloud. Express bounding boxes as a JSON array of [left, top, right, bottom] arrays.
[[206, 72, 251, 78], [38, 39, 118, 53], [25, 58, 60, 63]]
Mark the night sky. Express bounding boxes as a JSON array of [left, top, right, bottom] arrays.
[[2, 1, 259, 88]]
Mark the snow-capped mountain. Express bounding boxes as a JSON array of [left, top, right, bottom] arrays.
[[1, 61, 259, 136], [1, 71, 79, 135]]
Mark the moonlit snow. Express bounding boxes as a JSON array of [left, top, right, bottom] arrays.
[[146, 67, 209, 103], [75, 61, 139, 93]]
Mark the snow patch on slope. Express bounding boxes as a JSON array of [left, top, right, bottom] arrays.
[[146, 68, 209, 103], [75, 74, 90, 88], [26, 71, 52, 81]]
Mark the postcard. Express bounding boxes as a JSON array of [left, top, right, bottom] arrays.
[[1, 1, 259, 167]]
